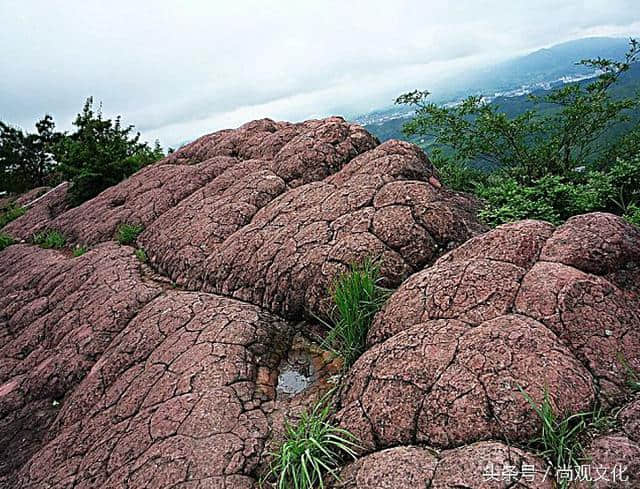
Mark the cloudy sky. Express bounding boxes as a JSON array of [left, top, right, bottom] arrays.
[[1, 1, 639, 147]]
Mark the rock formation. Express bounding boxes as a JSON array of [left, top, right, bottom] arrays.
[[1, 117, 638, 489]]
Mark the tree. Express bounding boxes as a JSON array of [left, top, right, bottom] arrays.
[[55, 97, 164, 205], [395, 39, 640, 227], [396, 39, 640, 183], [0, 115, 62, 193]]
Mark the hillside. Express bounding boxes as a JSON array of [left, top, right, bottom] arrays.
[[0, 117, 639, 488], [360, 37, 639, 145]]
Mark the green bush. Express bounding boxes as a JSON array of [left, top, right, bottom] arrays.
[[33, 230, 66, 249], [116, 223, 144, 245], [429, 148, 488, 193], [0, 232, 15, 251], [624, 203, 640, 227], [475, 162, 638, 227], [55, 97, 164, 206], [0, 204, 26, 228], [320, 259, 390, 369], [262, 399, 359, 489]]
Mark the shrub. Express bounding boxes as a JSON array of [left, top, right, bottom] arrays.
[[262, 398, 359, 489], [116, 223, 144, 245], [0, 204, 26, 228], [475, 169, 628, 227], [135, 248, 147, 263], [476, 175, 563, 226], [429, 148, 488, 193], [56, 97, 164, 206], [72, 245, 88, 257], [33, 230, 66, 249], [0, 232, 15, 251], [321, 259, 390, 369], [624, 204, 640, 227]]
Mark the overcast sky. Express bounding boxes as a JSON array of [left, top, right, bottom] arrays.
[[1, 1, 639, 147]]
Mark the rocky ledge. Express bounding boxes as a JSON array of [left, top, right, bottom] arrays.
[[1, 117, 638, 489]]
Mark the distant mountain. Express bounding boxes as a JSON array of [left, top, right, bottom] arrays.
[[466, 37, 630, 94], [357, 37, 637, 143]]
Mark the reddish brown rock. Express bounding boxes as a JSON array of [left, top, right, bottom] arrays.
[[619, 397, 640, 443], [577, 435, 640, 489], [541, 213, 640, 280], [334, 441, 552, 489], [431, 441, 553, 489], [338, 315, 594, 451], [0, 243, 160, 480], [368, 213, 640, 406], [332, 446, 438, 489], [205, 140, 484, 318], [515, 261, 640, 402], [6, 118, 377, 248], [9, 291, 291, 489], [3, 182, 70, 239], [14, 186, 51, 206]]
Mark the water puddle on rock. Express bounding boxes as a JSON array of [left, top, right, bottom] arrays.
[[275, 333, 342, 399], [276, 344, 316, 398]]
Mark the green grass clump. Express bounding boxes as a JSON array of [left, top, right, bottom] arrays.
[[0, 232, 15, 251], [72, 245, 88, 257], [116, 223, 144, 245], [135, 248, 147, 263], [0, 205, 26, 228], [262, 399, 359, 489], [33, 230, 66, 249], [321, 259, 390, 369], [520, 387, 592, 488], [618, 353, 640, 392]]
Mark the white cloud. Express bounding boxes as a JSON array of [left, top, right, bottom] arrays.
[[1, 0, 639, 146]]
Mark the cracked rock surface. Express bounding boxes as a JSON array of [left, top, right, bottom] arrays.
[[341, 213, 640, 451], [332, 441, 553, 489], [2, 119, 639, 489]]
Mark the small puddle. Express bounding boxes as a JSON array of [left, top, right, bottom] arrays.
[[274, 332, 344, 400], [276, 345, 316, 398]]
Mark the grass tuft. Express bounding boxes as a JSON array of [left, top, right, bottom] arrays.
[[116, 223, 144, 245], [72, 245, 88, 257], [618, 353, 640, 392], [33, 230, 66, 249], [320, 259, 390, 369], [520, 387, 592, 488], [0, 205, 26, 228], [0, 232, 15, 251], [135, 248, 148, 263], [262, 397, 359, 489]]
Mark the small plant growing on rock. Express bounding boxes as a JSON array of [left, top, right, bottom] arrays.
[[135, 248, 147, 263], [520, 387, 591, 488], [33, 230, 66, 249], [72, 245, 88, 257], [116, 223, 144, 245], [321, 259, 390, 369], [262, 398, 359, 489], [0, 232, 15, 251], [0, 204, 26, 228], [618, 353, 640, 392]]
